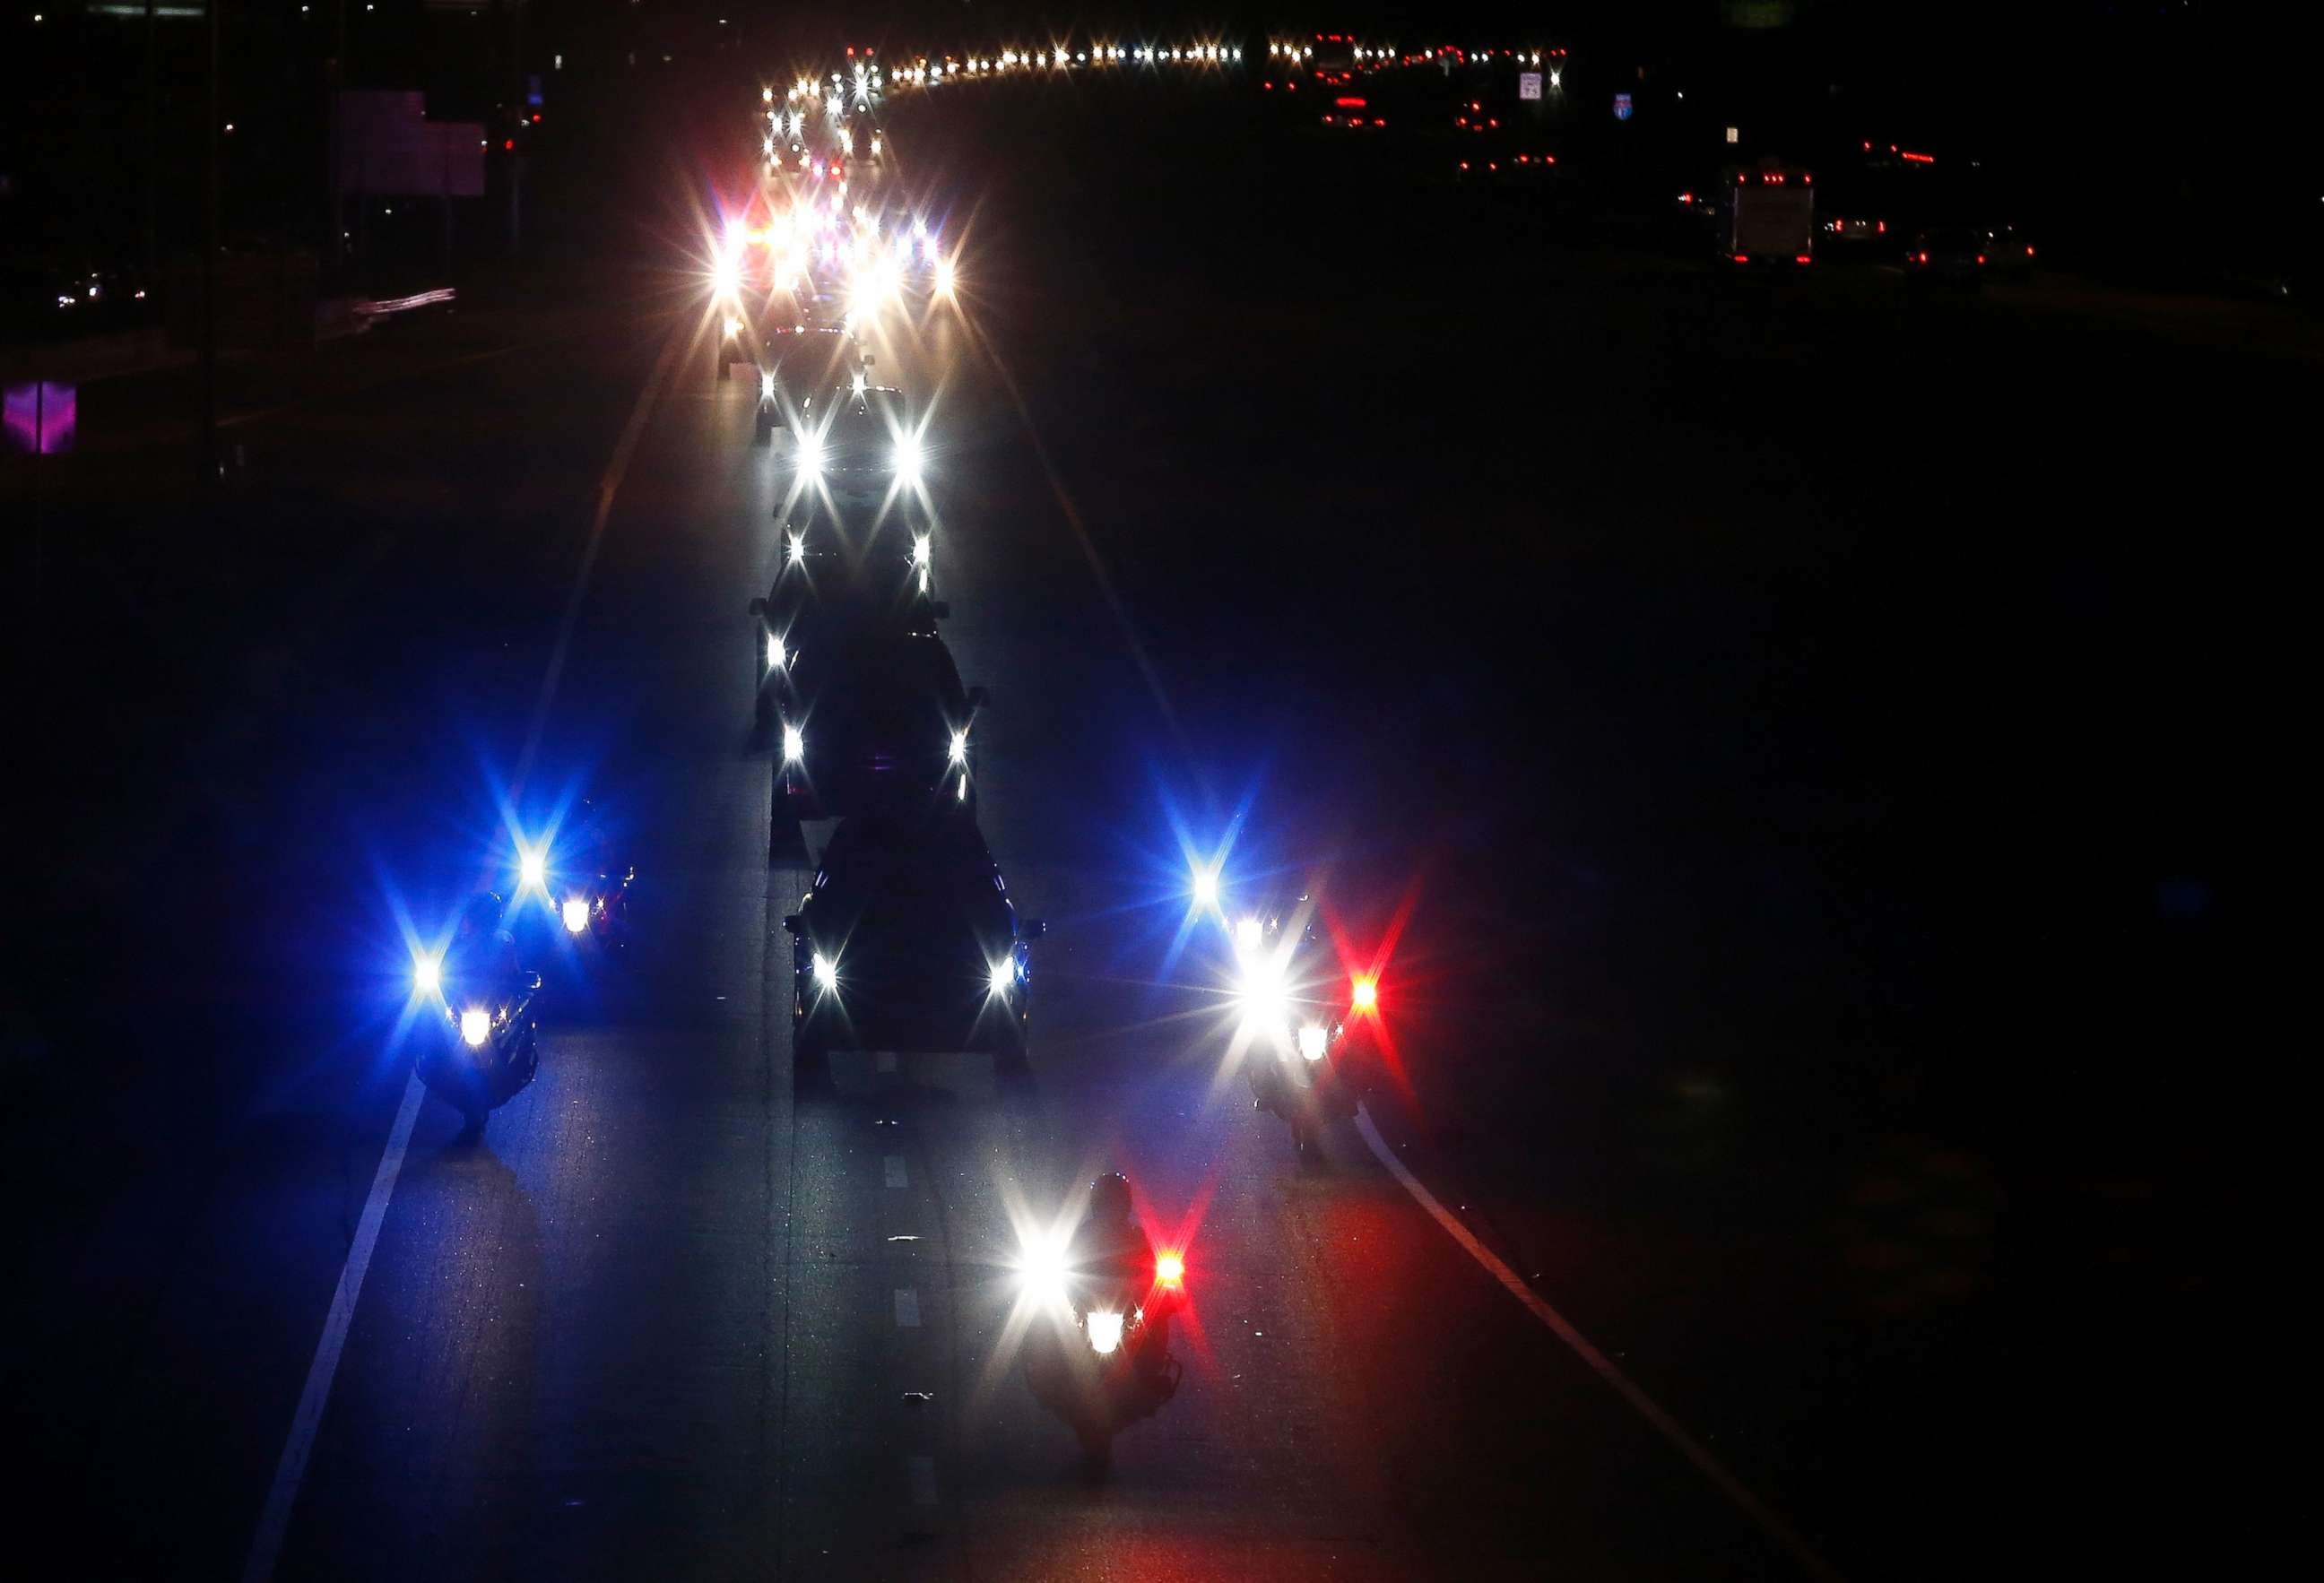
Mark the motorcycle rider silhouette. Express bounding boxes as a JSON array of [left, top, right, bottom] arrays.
[[1019, 1173, 1183, 1464], [419, 892, 540, 1132]]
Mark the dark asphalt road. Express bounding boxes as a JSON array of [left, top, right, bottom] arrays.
[[6, 67, 2295, 1583], [215, 264, 1800, 1581]]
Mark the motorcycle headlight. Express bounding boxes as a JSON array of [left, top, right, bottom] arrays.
[[949, 729, 968, 766], [1297, 1024, 1330, 1061], [783, 724, 806, 762], [795, 436, 823, 477], [562, 896, 590, 935], [895, 436, 921, 483], [759, 371, 776, 402], [1236, 964, 1290, 1032], [412, 954, 442, 996], [988, 957, 1014, 998], [1086, 1311, 1124, 1355], [459, 1008, 492, 1048], [1014, 1234, 1069, 1309], [766, 633, 786, 670], [811, 951, 838, 991]]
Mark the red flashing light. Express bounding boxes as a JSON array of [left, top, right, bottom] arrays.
[[1901, 151, 1935, 164], [1733, 254, 1749, 264], [1352, 976, 1379, 1014], [1795, 255, 1812, 264], [1976, 255, 1987, 264], [1336, 96, 1366, 108], [1156, 1251, 1185, 1287], [503, 138, 514, 151], [1877, 221, 1886, 233], [1678, 192, 1692, 203], [531, 113, 541, 124], [846, 46, 855, 56], [1374, 118, 1386, 126]]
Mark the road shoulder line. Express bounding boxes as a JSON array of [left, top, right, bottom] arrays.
[[1354, 1109, 1843, 1583], [240, 1073, 426, 1583]]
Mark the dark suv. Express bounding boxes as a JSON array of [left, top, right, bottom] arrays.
[[785, 813, 1044, 1064]]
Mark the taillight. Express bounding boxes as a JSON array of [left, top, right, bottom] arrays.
[[1795, 255, 1811, 264], [1733, 254, 1749, 264]]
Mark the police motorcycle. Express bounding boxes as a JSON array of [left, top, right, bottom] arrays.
[[1013, 1174, 1186, 1464], [538, 801, 635, 956], [412, 893, 542, 1132], [1225, 888, 1369, 1159]]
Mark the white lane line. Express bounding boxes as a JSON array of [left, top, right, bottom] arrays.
[[242, 1073, 428, 1583], [883, 1155, 908, 1189], [906, 1454, 939, 1507], [1355, 1111, 1844, 1583], [894, 1288, 921, 1328]]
